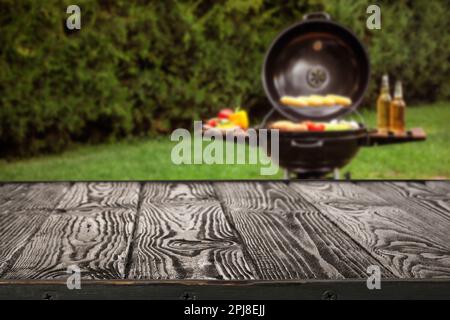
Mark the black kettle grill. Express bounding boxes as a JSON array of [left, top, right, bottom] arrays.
[[260, 12, 371, 179]]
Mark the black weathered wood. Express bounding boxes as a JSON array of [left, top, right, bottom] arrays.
[[56, 182, 140, 210], [359, 182, 450, 222], [0, 184, 29, 211], [214, 182, 390, 280], [129, 183, 256, 280], [1, 279, 450, 300], [0, 211, 50, 276], [0, 183, 71, 277], [141, 182, 217, 203], [3, 208, 137, 280], [0, 183, 69, 212], [2, 183, 141, 280], [290, 182, 450, 278], [1, 181, 449, 287], [426, 181, 450, 195]]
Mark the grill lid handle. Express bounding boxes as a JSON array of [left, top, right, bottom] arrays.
[[291, 140, 324, 148], [303, 12, 331, 21]]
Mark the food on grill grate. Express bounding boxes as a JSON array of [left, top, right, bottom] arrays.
[[269, 121, 308, 132], [326, 95, 352, 106], [280, 95, 352, 108], [279, 96, 308, 107]]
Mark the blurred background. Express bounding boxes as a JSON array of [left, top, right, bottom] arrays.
[[0, 0, 449, 180]]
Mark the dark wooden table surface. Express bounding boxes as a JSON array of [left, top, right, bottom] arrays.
[[0, 181, 449, 299]]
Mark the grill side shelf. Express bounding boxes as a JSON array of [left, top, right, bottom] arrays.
[[363, 128, 427, 146]]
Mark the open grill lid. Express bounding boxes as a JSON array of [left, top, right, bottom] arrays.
[[262, 12, 370, 122]]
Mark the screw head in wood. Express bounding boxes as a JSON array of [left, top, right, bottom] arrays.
[[322, 290, 338, 300]]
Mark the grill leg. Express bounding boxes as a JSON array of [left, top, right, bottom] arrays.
[[333, 168, 340, 180]]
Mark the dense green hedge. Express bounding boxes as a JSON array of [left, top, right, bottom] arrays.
[[1, 0, 450, 156]]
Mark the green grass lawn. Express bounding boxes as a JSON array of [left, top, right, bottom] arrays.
[[1, 102, 449, 181]]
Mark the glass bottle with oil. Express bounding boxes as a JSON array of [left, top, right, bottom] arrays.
[[390, 81, 406, 134], [377, 75, 391, 133]]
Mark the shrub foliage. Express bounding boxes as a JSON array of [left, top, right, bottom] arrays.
[[1, 0, 449, 156]]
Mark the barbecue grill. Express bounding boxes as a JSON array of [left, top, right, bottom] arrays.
[[202, 12, 426, 179], [257, 12, 426, 179]]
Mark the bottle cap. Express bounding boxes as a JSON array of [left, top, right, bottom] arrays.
[[381, 74, 389, 88], [394, 81, 403, 98]]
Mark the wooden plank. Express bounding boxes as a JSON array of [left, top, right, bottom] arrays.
[[426, 181, 450, 195], [290, 182, 450, 279], [141, 182, 217, 203], [0, 184, 29, 208], [3, 207, 137, 280], [360, 182, 450, 222], [214, 182, 390, 280], [0, 211, 50, 277], [0, 183, 69, 213], [56, 182, 140, 210], [2, 279, 450, 300], [129, 183, 256, 280], [0, 183, 71, 277]]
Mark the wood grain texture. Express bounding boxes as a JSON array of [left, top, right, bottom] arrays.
[[360, 182, 450, 222], [2, 181, 450, 281], [0, 183, 71, 278], [0, 211, 50, 276], [56, 182, 140, 210], [0, 183, 69, 212], [214, 182, 389, 280], [3, 208, 136, 280], [141, 182, 217, 203], [290, 182, 450, 279], [425, 181, 450, 196], [129, 183, 255, 280], [0, 184, 28, 210]]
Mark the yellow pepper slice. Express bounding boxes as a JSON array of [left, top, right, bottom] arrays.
[[229, 110, 249, 129]]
